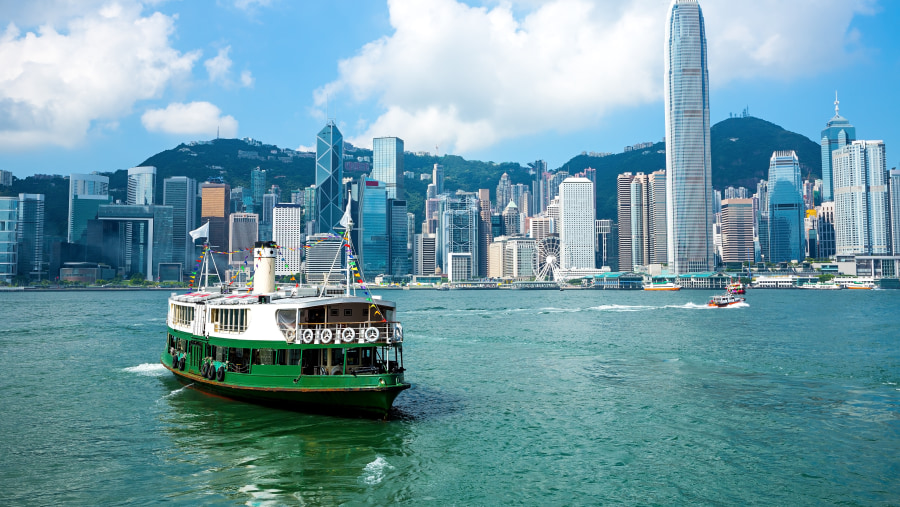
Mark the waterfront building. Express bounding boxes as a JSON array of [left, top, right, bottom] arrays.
[[229, 213, 259, 268], [0, 197, 16, 283], [68, 173, 110, 244], [163, 176, 198, 274], [127, 166, 156, 206], [891, 169, 900, 254], [477, 189, 492, 278], [273, 204, 303, 276], [200, 182, 231, 252], [720, 198, 754, 264], [487, 238, 506, 279], [617, 172, 636, 271], [767, 151, 805, 263], [372, 137, 404, 200], [504, 237, 537, 279], [92, 204, 173, 280], [358, 178, 388, 279], [413, 233, 436, 276], [665, 0, 714, 273], [432, 164, 444, 195], [596, 219, 619, 271], [820, 95, 856, 202], [648, 170, 668, 264], [833, 140, 890, 256], [440, 193, 479, 280], [559, 177, 595, 270], [315, 120, 344, 233], [250, 168, 266, 214], [388, 199, 409, 278]]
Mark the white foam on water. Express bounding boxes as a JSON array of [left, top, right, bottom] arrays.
[[361, 456, 393, 486], [589, 304, 655, 312], [238, 484, 282, 506], [123, 363, 168, 376]]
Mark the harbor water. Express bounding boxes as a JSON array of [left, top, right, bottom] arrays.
[[1, 289, 898, 505]]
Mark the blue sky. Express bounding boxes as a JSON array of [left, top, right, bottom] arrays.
[[0, 0, 898, 179]]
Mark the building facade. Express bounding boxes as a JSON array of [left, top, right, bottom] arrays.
[[559, 177, 596, 270], [127, 166, 156, 206], [273, 204, 303, 276], [68, 173, 110, 244], [17, 193, 45, 279], [833, 140, 890, 256], [229, 213, 259, 268], [372, 137, 404, 200], [720, 198, 754, 264], [163, 176, 197, 273], [820, 96, 856, 202], [0, 197, 17, 283], [315, 121, 344, 234], [767, 151, 805, 263], [665, 0, 714, 273], [358, 178, 388, 280]]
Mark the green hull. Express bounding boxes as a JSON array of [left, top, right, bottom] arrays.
[[162, 353, 409, 418]]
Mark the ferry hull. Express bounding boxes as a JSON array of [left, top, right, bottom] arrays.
[[163, 358, 409, 418]]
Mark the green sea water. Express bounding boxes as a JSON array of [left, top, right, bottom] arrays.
[[1, 289, 898, 505]]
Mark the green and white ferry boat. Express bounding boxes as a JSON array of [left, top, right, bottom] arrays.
[[162, 238, 410, 417]]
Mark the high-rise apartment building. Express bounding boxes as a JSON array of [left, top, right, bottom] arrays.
[[890, 169, 900, 254], [273, 203, 303, 276], [316, 121, 344, 233], [720, 198, 754, 264], [665, 0, 714, 273], [68, 173, 110, 244], [767, 151, 805, 263], [821, 96, 856, 202], [163, 176, 198, 273], [833, 140, 890, 256], [559, 177, 595, 270], [372, 137, 404, 200]]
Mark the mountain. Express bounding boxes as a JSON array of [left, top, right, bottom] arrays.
[[0, 116, 822, 241]]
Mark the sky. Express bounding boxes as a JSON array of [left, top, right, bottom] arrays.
[[0, 0, 898, 179]]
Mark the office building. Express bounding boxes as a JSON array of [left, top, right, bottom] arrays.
[[441, 194, 480, 279], [720, 198, 754, 264], [304, 233, 344, 284], [816, 202, 836, 259], [163, 176, 197, 273], [229, 213, 259, 268], [388, 199, 409, 277], [316, 120, 344, 233], [596, 219, 619, 271], [358, 178, 389, 279], [91, 204, 173, 280], [833, 140, 890, 256], [250, 167, 266, 214], [0, 197, 16, 283], [413, 233, 436, 276], [372, 137, 404, 200], [273, 204, 303, 276], [432, 164, 444, 195], [648, 170, 668, 264], [559, 176, 595, 270], [127, 166, 156, 205], [665, 0, 714, 273], [767, 151, 805, 263], [820, 95, 856, 202], [502, 201, 521, 236], [68, 173, 110, 244], [0, 170, 11, 187], [890, 169, 900, 254], [17, 193, 45, 279]]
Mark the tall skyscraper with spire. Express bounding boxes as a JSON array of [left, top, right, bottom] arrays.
[[664, 0, 713, 273], [315, 120, 344, 233], [820, 93, 856, 202]]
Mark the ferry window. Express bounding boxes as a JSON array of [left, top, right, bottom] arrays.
[[289, 349, 301, 366], [212, 307, 249, 333], [343, 308, 353, 317], [347, 348, 360, 366], [254, 348, 275, 365], [330, 308, 339, 317]]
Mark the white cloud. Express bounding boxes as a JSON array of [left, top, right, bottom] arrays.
[[0, 2, 200, 150], [240, 70, 255, 87], [317, 0, 877, 156], [204, 46, 233, 84], [234, 0, 273, 11], [142, 101, 238, 137]]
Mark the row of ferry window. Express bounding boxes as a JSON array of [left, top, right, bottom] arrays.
[[172, 305, 371, 332], [168, 335, 379, 367]]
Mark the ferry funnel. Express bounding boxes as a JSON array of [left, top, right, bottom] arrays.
[[252, 241, 277, 294]]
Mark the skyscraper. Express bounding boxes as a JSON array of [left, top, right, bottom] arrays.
[[720, 198, 754, 264], [127, 166, 156, 205], [358, 178, 389, 279], [767, 151, 804, 263], [0, 197, 16, 283], [388, 199, 409, 277], [440, 193, 479, 279], [890, 169, 900, 254], [820, 95, 856, 202], [559, 177, 595, 270], [372, 137, 404, 200], [647, 170, 668, 263], [163, 176, 197, 274], [665, 0, 713, 273], [229, 213, 259, 268], [250, 167, 266, 214], [17, 193, 44, 279], [273, 204, 303, 276], [833, 140, 890, 256], [68, 173, 110, 244], [432, 164, 444, 195], [200, 181, 231, 268], [617, 172, 636, 271], [316, 121, 344, 233]]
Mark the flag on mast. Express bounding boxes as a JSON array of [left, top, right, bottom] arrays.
[[338, 194, 352, 229], [189, 221, 210, 241]]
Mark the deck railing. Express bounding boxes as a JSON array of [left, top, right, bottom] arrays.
[[279, 321, 402, 345]]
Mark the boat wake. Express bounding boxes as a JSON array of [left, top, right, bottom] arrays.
[[360, 456, 394, 486], [123, 363, 168, 376]]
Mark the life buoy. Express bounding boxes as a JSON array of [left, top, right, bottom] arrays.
[[216, 366, 225, 382], [301, 328, 314, 344], [178, 356, 186, 371], [285, 329, 296, 343], [319, 328, 333, 344], [342, 328, 356, 343], [364, 327, 379, 342]]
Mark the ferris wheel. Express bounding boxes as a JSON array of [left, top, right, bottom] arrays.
[[534, 235, 561, 282]]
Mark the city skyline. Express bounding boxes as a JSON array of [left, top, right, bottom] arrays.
[[0, 0, 898, 179]]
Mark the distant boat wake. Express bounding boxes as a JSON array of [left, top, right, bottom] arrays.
[[123, 363, 168, 376]]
